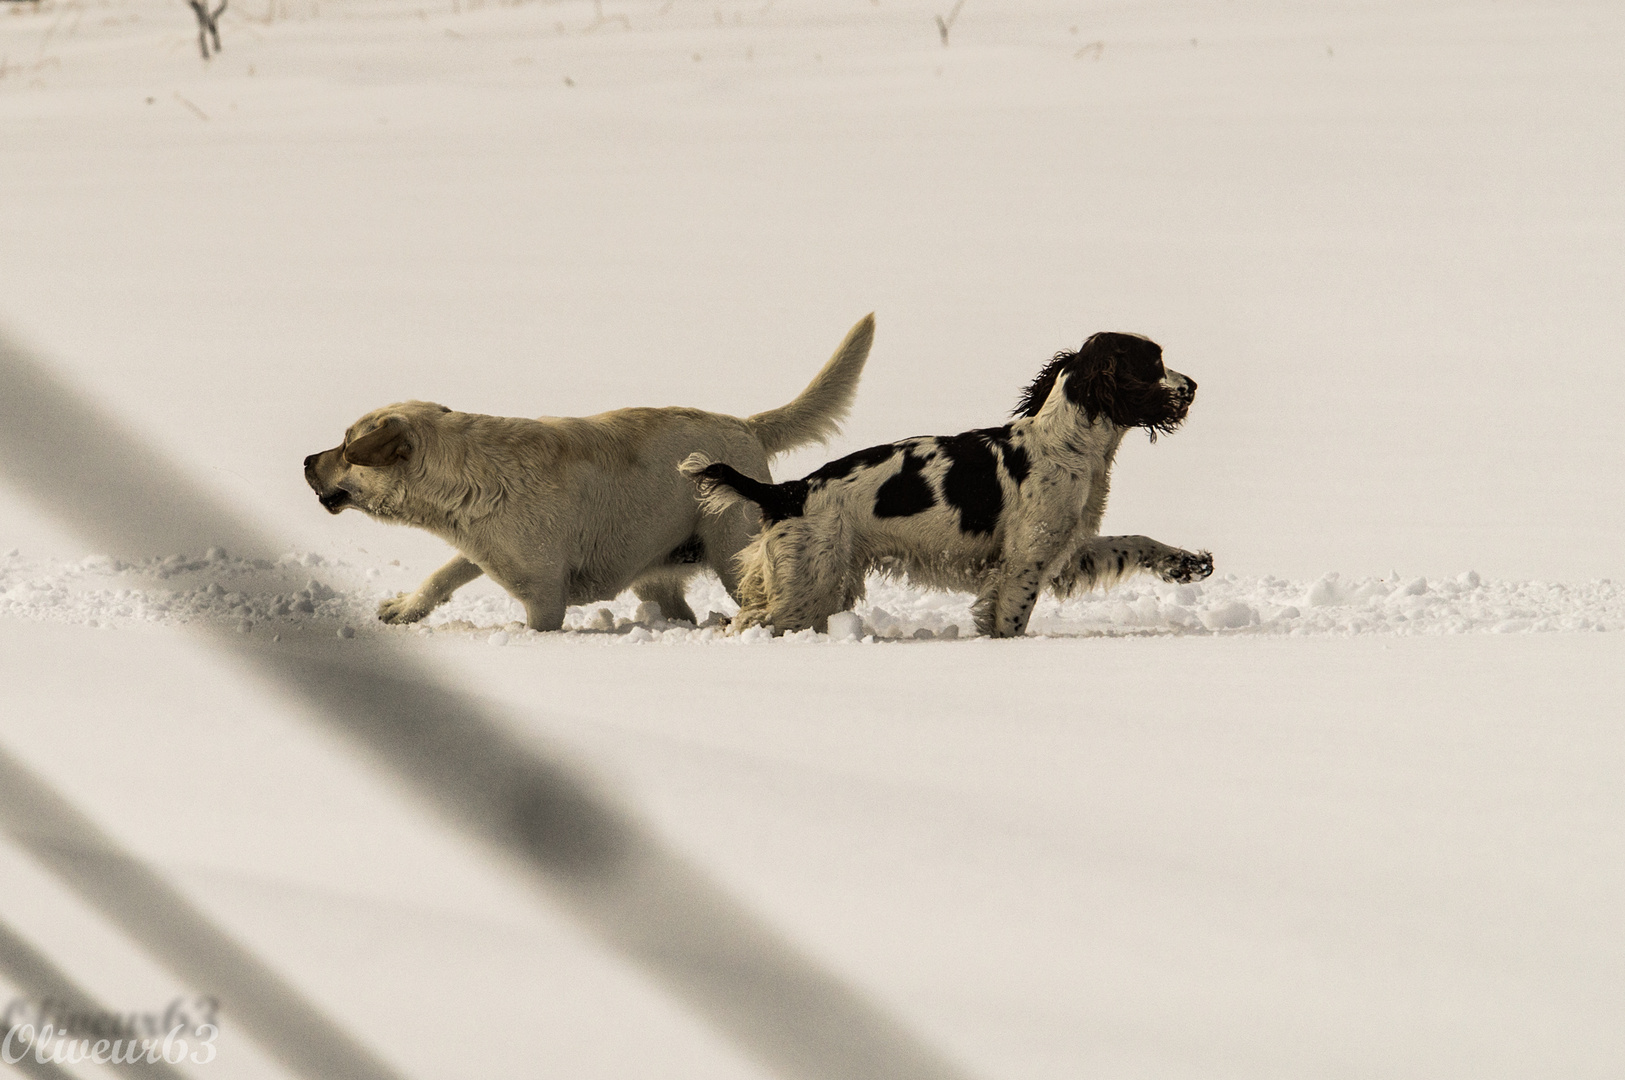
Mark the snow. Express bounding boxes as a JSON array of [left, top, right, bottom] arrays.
[[4, 618, 1624, 1080], [3, 0, 1623, 1077], [827, 610, 863, 641], [3, 548, 1622, 641]]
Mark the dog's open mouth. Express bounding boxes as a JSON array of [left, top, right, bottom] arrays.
[[318, 489, 350, 513]]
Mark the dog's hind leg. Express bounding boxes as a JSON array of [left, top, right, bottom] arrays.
[[1051, 535, 1214, 596], [720, 534, 774, 634], [482, 556, 570, 632], [764, 520, 851, 634], [378, 554, 484, 624], [631, 566, 698, 624]]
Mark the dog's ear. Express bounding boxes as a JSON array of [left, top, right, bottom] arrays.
[[343, 417, 412, 467], [1060, 335, 1119, 422]]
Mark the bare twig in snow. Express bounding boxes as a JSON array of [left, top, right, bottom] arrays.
[[173, 90, 209, 119], [187, 0, 226, 58], [1074, 40, 1103, 61], [934, 0, 963, 46]]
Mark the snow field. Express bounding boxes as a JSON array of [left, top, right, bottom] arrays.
[[2, 547, 1620, 643]]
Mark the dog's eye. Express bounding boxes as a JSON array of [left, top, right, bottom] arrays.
[[1125, 355, 1163, 383]]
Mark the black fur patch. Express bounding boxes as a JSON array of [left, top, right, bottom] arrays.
[[983, 426, 1030, 486], [810, 443, 899, 483], [873, 450, 936, 518], [666, 535, 705, 565], [938, 430, 1004, 536], [1060, 335, 1173, 431], [1000, 443, 1030, 486], [1117, 341, 1167, 385]]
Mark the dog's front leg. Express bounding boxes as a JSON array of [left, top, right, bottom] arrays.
[[983, 512, 1078, 638], [507, 569, 570, 632], [988, 558, 1051, 638], [1065, 535, 1214, 593], [378, 555, 485, 624], [518, 591, 568, 632]]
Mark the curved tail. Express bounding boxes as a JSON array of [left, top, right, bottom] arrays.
[[745, 314, 874, 455], [679, 453, 809, 523]]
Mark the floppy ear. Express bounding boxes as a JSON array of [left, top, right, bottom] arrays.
[[343, 417, 412, 467], [1061, 336, 1120, 423]]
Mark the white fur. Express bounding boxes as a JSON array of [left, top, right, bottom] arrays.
[[305, 315, 874, 630]]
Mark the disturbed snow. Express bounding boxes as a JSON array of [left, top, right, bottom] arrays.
[[3, 547, 1618, 644]]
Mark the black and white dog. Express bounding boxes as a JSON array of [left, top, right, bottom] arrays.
[[679, 331, 1213, 637]]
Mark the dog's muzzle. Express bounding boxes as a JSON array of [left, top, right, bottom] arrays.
[[1168, 376, 1197, 416], [304, 449, 350, 513]]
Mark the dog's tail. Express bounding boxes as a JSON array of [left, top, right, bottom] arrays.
[[745, 313, 874, 456], [679, 453, 808, 523]]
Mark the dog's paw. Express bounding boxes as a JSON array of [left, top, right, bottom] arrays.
[[377, 592, 432, 624], [728, 607, 772, 636], [1158, 549, 1214, 584]]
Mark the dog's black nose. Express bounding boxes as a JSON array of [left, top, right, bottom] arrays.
[[303, 453, 318, 470]]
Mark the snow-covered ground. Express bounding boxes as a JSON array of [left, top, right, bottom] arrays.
[[4, 547, 1624, 640], [2, 0, 1622, 1077]]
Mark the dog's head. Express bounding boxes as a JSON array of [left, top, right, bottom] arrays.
[[1012, 332, 1195, 438], [303, 401, 452, 518]]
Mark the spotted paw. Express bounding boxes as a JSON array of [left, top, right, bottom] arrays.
[[1160, 549, 1214, 584]]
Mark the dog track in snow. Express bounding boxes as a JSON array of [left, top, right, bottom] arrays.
[[1, 549, 1620, 645]]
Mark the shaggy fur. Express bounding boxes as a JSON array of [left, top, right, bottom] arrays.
[[304, 314, 874, 631], [681, 331, 1212, 637]]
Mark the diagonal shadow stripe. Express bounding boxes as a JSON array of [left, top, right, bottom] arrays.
[[0, 329, 977, 1080], [0, 919, 190, 1080], [0, 746, 409, 1080], [0, 335, 267, 561]]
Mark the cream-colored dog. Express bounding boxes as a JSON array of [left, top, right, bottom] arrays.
[[304, 315, 874, 631]]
